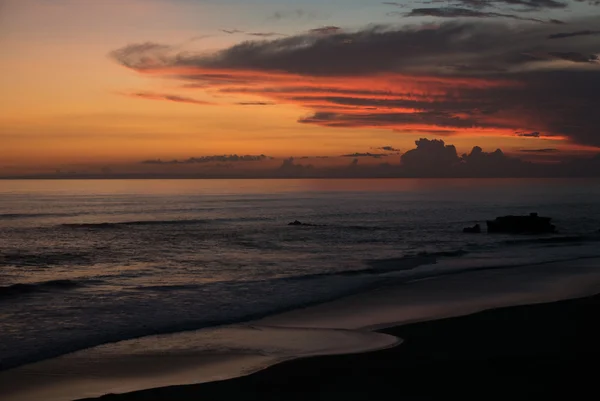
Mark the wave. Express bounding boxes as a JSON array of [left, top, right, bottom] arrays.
[[5, 252, 598, 373], [60, 219, 390, 232], [136, 254, 454, 294], [418, 249, 469, 258], [0, 212, 78, 220], [0, 279, 84, 300], [1, 252, 91, 267], [61, 219, 211, 229], [501, 234, 600, 246]]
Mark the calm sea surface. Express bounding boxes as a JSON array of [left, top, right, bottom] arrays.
[[2, 178, 600, 370]]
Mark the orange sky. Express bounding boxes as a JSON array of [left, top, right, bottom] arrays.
[[1, 0, 599, 176]]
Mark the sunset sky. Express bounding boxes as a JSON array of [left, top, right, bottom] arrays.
[[1, 0, 599, 177]]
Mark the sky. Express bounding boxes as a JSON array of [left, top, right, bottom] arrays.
[[1, 0, 599, 177]]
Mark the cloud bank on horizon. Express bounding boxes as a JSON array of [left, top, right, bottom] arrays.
[[110, 0, 600, 151], [23, 138, 600, 179]]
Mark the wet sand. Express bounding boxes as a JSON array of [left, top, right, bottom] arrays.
[[82, 293, 599, 400]]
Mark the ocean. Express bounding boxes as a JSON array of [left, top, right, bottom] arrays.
[[1, 178, 600, 376]]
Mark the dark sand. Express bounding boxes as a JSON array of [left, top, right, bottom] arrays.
[[82, 294, 599, 400]]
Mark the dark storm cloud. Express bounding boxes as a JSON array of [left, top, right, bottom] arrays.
[[548, 30, 600, 39], [378, 146, 401, 151], [111, 20, 600, 76], [141, 155, 269, 164], [111, 18, 600, 146]]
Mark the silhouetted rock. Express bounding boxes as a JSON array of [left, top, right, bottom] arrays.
[[487, 213, 556, 234], [463, 224, 481, 233], [288, 220, 321, 227]]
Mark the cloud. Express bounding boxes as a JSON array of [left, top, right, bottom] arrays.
[[548, 52, 599, 63], [341, 152, 389, 158], [401, 139, 462, 175], [491, 0, 568, 9], [236, 101, 275, 106], [276, 157, 315, 176], [403, 7, 552, 23], [456, 0, 568, 9], [268, 10, 319, 21], [247, 32, 287, 37], [309, 26, 342, 35], [384, 0, 568, 10], [142, 155, 269, 164], [111, 18, 600, 146], [221, 29, 244, 34], [382, 1, 404, 5], [400, 139, 534, 177], [109, 42, 174, 69], [125, 92, 213, 105], [519, 148, 559, 152], [517, 131, 541, 137], [378, 146, 401, 151], [548, 30, 600, 39]]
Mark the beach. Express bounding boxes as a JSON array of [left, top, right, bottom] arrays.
[[82, 292, 599, 401]]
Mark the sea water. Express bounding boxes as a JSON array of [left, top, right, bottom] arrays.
[[2, 178, 600, 374]]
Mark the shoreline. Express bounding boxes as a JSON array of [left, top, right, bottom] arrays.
[[1, 256, 599, 401], [82, 292, 600, 400]]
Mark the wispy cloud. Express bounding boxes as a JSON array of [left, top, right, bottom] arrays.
[[236, 101, 275, 106], [519, 148, 560, 152], [384, 0, 568, 10], [267, 9, 320, 21], [221, 29, 244, 34], [377, 146, 401, 152], [402, 7, 559, 23], [247, 32, 287, 37], [548, 52, 599, 63], [341, 152, 389, 158], [142, 155, 270, 164], [125, 92, 213, 105], [516, 131, 541, 137], [309, 26, 342, 34]]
